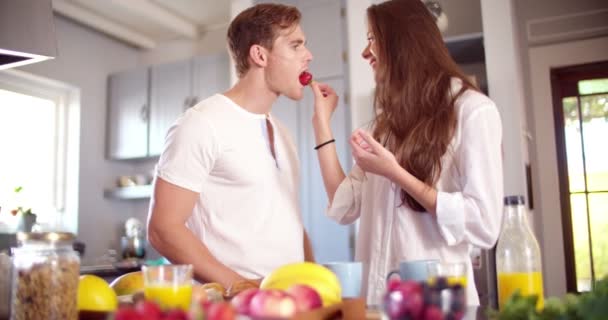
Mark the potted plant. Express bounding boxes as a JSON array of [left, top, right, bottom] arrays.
[[9, 187, 37, 232]]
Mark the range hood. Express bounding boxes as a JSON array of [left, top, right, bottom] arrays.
[[0, 0, 57, 70]]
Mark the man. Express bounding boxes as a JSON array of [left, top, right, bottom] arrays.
[[147, 3, 315, 289]]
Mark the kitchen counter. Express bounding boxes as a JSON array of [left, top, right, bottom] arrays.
[[80, 264, 140, 283]]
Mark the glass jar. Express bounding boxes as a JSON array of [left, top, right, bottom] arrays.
[[495, 196, 544, 310], [11, 232, 80, 320]]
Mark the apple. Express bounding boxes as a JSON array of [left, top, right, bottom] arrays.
[[387, 278, 401, 292], [114, 307, 141, 320], [231, 288, 259, 315], [163, 309, 189, 320], [384, 280, 424, 320], [134, 300, 162, 320], [286, 284, 322, 312], [396, 281, 423, 319], [423, 305, 443, 320], [206, 302, 236, 320], [249, 289, 297, 319], [384, 290, 406, 319]]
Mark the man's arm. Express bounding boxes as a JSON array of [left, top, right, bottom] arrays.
[[147, 177, 245, 288], [303, 230, 315, 262]]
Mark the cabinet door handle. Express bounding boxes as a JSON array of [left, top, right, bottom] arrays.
[[140, 104, 149, 122]]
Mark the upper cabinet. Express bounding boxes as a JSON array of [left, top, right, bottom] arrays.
[[149, 59, 193, 156], [192, 53, 230, 106], [106, 67, 149, 160], [106, 53, 230, 160]]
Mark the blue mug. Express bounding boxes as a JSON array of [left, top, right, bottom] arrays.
[[323, 262, 363, 298], [386, 259, 439, 282]]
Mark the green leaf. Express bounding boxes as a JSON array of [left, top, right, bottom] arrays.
[[14, 186, 23, 193]]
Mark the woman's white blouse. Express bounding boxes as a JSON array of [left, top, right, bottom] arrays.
[[327, 85, 504, 306]]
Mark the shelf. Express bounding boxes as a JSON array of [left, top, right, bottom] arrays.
[[104, 185, 152, 200], [444, 32, 485, 65]]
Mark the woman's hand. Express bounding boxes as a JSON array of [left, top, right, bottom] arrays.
[[311, 81, 338, 128], [350, 129, 400, 179]]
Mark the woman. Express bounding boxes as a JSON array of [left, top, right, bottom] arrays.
[[310, 0, 504, 306]]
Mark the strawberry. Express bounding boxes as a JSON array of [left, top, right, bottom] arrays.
[[299, 71, 313, 86]]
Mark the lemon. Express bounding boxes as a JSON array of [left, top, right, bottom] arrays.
[[78, 275, 118, 311]]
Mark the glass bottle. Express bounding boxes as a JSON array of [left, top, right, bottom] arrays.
[[11, 232, 80, 320], [495, 195, 544, 310]]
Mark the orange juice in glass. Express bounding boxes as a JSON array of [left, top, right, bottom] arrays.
[[142, 264, 193, 311], [427, 262, 468, 287]]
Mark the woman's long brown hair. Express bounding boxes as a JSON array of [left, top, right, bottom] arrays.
[[367, 0, 478, 211]]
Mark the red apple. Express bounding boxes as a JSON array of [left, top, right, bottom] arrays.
[[299, 71, 313, 86], [135, 300, 162, 320], [163, 309, 189, 320], [384, 290, 406, 319], [231, 288, 259, 315], [286, 284, 322, 312], [206, 302, 236, 320], [387, 278, 401, 292], [396, 281, 423, 319], [249, 289, 297, 319], [423, 305, 443, 320], [114, 307, 141, 320]]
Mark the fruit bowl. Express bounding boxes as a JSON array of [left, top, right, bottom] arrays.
[[383, 277, 466, 320]]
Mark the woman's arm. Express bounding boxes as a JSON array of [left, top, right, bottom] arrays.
[[350, 102, 503, 248], [310, 82, 346, 203], [350, 129, 438, 214]]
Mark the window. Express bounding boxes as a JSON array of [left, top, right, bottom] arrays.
[[552, 62, 608, 293], [0, 70, 80, 233]]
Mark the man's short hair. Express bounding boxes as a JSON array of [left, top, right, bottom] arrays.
[[227, 3, 301, 78]]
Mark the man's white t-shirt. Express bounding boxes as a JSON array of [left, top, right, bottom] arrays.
[[155, 94, 304, 278]]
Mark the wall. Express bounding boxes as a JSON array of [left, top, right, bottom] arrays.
[[17, 16, 143, 265], [513, 0, 608, 297], [139, 26, 230, 66], [345, 0, 375, 130]]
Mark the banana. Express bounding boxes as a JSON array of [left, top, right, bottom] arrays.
[[261, 262, 342, 306]]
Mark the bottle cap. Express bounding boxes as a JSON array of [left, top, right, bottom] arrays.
[[504, 195, 525, 205]]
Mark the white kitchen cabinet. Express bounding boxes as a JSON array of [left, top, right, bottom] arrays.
[[149, 59, 193, 156], [192, 53, 231, 105], [106, 67, 149, 159], [107, 53, 231, 160]]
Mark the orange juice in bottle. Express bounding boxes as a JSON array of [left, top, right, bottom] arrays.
[[496, 196, 544, 310], [497, 272, 544, 308]]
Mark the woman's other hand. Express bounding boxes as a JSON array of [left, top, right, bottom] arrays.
[[311, 81, 338, 128], [350, 129, 400, 179]]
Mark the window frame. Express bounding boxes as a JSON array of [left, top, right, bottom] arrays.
[[550, 61, 608, 293], [0, 69, 80, 233]]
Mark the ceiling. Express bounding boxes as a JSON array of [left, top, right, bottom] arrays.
[[52, 0, 231, 49]]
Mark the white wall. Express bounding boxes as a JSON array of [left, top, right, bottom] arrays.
[[139, 26, 229, 66], [345, 0, 375, 130], [17, 16, 144, 265], [481, 0, 529, 202]]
